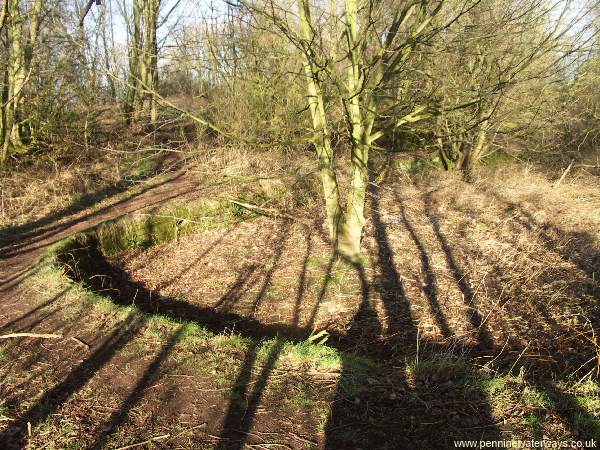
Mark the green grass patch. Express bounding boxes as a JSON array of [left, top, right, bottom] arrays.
[[284, 381, 322, 413], [31, 416, 87, 450], [92, 201, 234, 255], [555, 380, 600, 437], [522, 385, 555, 409], [123, 151, 158, 182], [481, 150, 518, 166]]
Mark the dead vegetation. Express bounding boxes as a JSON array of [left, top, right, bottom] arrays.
[[1, 148, 595, 448], [1, 136, 599, 445]]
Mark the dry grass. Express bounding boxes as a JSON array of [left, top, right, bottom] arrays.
[[2, 152, 599, 448], [0, 151, 122, 229], [52, 157, 600, 381]]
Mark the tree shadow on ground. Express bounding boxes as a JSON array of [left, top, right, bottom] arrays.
[[423, 189, 493, 349], [497, 195, 599, 287], [422, 183, 600, 443], [0, 172, 197, 267], [89, 324, 187, 450], [323, 182, 500, 449], [41, 191, 501, 449], [6, 175, 599, 448], [0, 313, 145, 449], [46, 220, 336, 449]]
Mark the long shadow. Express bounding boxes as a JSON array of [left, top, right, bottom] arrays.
[[216, 338, 285, 450], [0, 313, 145, 449], [395, 192, 452, 339], [449, 189, 598, 372], [498, 196, 599, 288], [0, 171, 193, 260], [58, 220, 329, 449], [0, 144, 188, 248], [0, 183, 140, 245], [0, 261, 44, 292], [368, 183, 416, 349], [215, 224, 331, 449], [293, 230, 312, 326], [154, 226, 238, 292], [324, 179, 500, 449], [57, 234, 331, 343], [47, 207, 503, 448], [0, 171, 178, 247], [90, 325, 187, 449], [0, 287, 118, 397], [0, 288, 70, 331], [423, 189, 493, 349], [249, 220, 292, 314], [540, 380, 600, 441], [433, 187, 600, 441], [214, 265, 260, 312], [215, 224, 324, 449]]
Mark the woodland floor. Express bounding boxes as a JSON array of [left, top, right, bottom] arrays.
[[0, 147, 599, 449]]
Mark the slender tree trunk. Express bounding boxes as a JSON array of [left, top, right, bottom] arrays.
[[460, 118, 489, 178], [6, 0, 24, 151], [125, 0, 142, 123], [127, 0, 159, 124], [0, 0, 42, 164], [335, 0, 378, 260], [145, 0, 159, 124], [1, 67, 10, 165], [100, 6, 117, 101], [297, 0, 342, 244], [0, 0, 7, 32], [0, 0, 7, 165]]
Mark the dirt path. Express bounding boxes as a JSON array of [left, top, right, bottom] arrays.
[[0, 171, 346, 450], [0, 171, 197, 294]]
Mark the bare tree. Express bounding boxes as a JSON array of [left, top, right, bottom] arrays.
[[0, 0, 43, 165]]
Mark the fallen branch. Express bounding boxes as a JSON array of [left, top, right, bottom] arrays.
[[229, 200, 310, 226], [70, 336, 91, 349], [0, 333, 62, 339], [114, 434, 170, 450], [553, 159, 574, 188]]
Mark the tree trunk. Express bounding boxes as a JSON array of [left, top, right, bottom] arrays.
[[460, 119, 488, 178], [5, 0, 24, 151], [127, 0, 160, 124], [335, 0, 372, 261], [144, 0, 159, 125], [336, 139, 369, 259], [124, 0, 142, 123], [297, 0, 342, 245]]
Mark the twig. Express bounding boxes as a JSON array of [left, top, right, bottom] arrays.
[[133, 212, 208, 225], [0, 333, 62, 339], [78, 0, 97, 27], [70, 336, 91, 349], [114, 434, 170, 450], [287, 431, 317, 446], [228, 200, 310, 225], [553, 159, 574, 188], [508, 342, 530, 374], [169, 423, 207, 440]]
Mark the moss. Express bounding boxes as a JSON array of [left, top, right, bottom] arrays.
[[55, 200, 235, 261]]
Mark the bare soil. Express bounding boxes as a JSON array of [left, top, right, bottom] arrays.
[[0, 159, 599, 449], [77, 173, 599, 371]]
